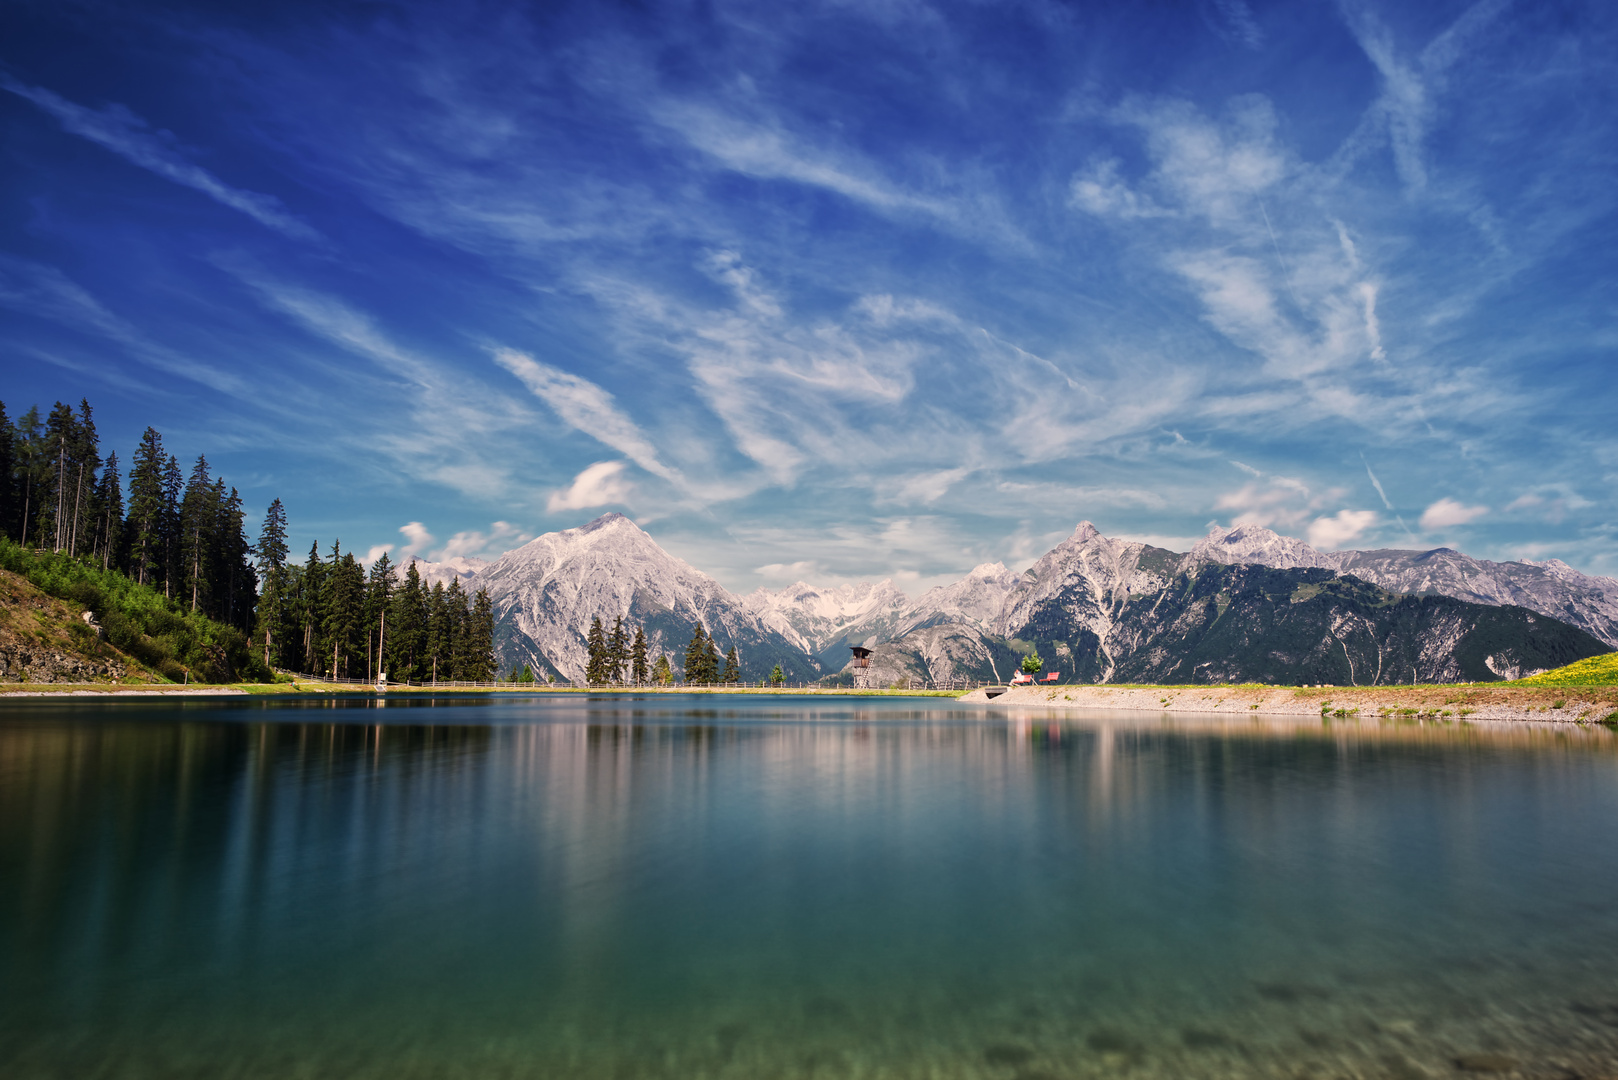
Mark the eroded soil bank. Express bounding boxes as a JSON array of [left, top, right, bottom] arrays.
[[959, 683, 1618, 723]]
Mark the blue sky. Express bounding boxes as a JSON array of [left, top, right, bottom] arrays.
[[2, 0, 1615, 592]]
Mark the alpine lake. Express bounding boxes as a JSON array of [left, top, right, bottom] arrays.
[[2, 693, 1617, 1079]]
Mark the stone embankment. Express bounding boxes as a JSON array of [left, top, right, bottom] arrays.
[[959, 683, 1618, 724], [0, 567, 144, 684]]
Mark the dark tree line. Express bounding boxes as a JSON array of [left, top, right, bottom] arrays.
[[0, 398, 257, 634], [254, 517, 495, 682], [683, 623, 739, 685], [585, 615, 650, 684]]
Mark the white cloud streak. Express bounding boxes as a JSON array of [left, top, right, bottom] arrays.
[[0, 76, 321, 242], [492, 347, 681, 485]]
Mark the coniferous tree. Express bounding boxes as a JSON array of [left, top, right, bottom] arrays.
[[217, 483, 256, 631], [467, 588, 495, 681], [322, 543, 364, 677], [0, 400, 15, 542], [684, 623, 710, 684], [586, 616, 608, 685], [631, 626, 648, 685], [609, 616, 627, 683], [67, 399, 98, 557], [424, 580, 450, 683], [255, 499, 290, 670], [770, 663, 784, 686], [179, 455, 214, 612], [93, 452, 123, 570], [300, 541, 327, 673], [38, 401, 75, 552], [723, 645, 740, 684], [387, 562, 425, 680], [161, 454, 183, 597], [365, 552, 395, 680], [652, 654, 672, 685], [11, 406, 45, 548], [126, 428, 165, 584], [442, 578, 468, 679], [706, 636, 722, 684]]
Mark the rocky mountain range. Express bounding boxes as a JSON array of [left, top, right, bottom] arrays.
[[412, 513, 1615, 686], [458, 514, 815, 683]]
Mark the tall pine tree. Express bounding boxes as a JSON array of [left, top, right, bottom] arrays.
[[126, 428, 166, 585], [631, 626, 648, 685], [586, 616, 608, 684], [255, 499, 290, 670], [684, 623, 712, 684]]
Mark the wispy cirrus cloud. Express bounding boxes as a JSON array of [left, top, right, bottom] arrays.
[[492, 347, 682, 486], [0, 75, 321, 242], [0, 253, 252, 397]]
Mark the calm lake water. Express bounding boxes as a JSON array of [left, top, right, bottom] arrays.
[[2, 695, 1616, 1079]]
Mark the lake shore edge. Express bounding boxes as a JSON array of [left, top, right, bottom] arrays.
[[959, 682, 1618, 723]]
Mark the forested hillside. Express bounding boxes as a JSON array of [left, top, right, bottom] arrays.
[[0, 394, 496, 684]]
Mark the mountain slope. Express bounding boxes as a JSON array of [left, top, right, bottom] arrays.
[[860, 563, 1608, 686], [1188, 525, 1618, 647], [994, 522, 1183, 681], [476, 514, 820, 683]]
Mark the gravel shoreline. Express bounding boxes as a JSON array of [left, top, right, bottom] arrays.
[[959, 683, 1618, 724]]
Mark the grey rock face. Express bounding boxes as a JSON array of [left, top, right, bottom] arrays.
[[473, 514, 819, 683], [1188, 525, 1618, 647]]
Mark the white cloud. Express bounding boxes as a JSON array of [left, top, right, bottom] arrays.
[[1419, 497, 1488, 530], [361, 544, 394, 566], [1307, 509, 1379, 549], [398, 521, 434, 558], [1069, 157, 1172, 220], [436, 521, 534, 560], [492, 347, 681, 485], [0, 76, 320, 241], [547, 461, 633, 513]]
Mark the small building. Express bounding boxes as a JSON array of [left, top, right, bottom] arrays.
[[849, 645, 873, 688]]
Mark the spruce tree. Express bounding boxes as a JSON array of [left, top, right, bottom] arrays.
[[631, 626, 648, 685], [609, 616, 627, 683], [388, 563, 426, 681], [179, 455, 214, 612], [68, 399, 98, 557], [652, 654, 672, 685], [161, 454, 183, 597], [770, 663, 784, 686], [468, 588, 495, 681], [683, 623, 709, 684], [301, 541, 327, 673], [706, 637, 721, 684], [93, 452, 123, 570], [126, 428, 165, 584], [11, 406, 44, 548], [0, 400, 14, 542], [723, 645, 739, 683], [323, 544, 364, 677], [443, 578, 468, 679], [586, 616, 607, 684], [365, 553, 395, 680], [217, 483, 256, 631], [255, 499, 290, 669]]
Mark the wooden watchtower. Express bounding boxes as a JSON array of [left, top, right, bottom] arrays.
[[849, 645, 873, 689]]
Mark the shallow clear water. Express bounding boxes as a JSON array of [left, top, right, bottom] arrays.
[[2, 695, 1617, 1079]]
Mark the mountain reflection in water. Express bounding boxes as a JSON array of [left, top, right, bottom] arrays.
[[1, 695, 1616, 1079]]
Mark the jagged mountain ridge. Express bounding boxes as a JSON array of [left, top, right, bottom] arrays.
[[473, 514, 820, 683], [861, 560, 1608, 687], [391, 513, 1612, 686], [1188, 525, 1618, 647], [741, 562, 1023, 667]]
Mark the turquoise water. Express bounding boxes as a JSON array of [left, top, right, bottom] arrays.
[[2, 695, 1617, 1078]]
